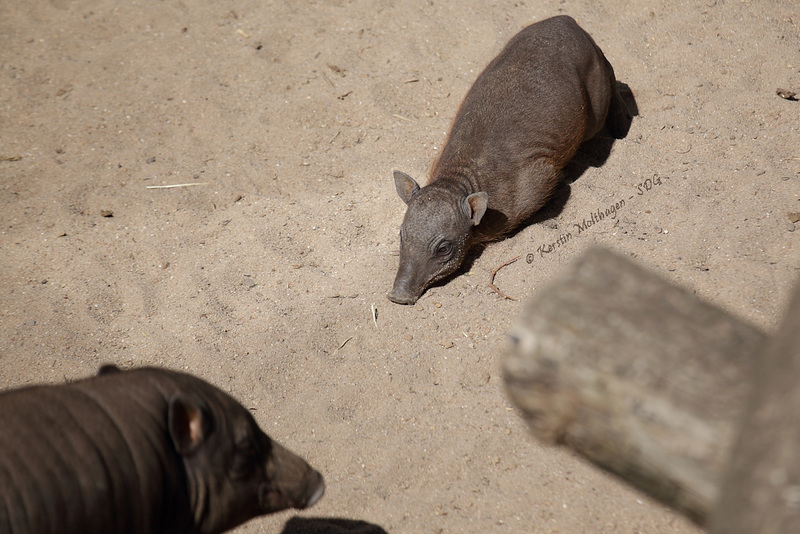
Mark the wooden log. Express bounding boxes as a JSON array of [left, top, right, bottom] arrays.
[[503, 247, 767, 525], [709, 283, 800, 533]]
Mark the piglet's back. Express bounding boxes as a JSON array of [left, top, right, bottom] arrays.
[[433, 15, 616, 185]]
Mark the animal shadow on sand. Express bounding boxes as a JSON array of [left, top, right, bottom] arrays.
[[281, 517, 389, 534], [426, 81, 639, 290]]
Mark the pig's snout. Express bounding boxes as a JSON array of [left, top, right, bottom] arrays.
[[388, 261, 425, 305], [387, 286, 419, 305], [264, 439, 326, 512], [303, 472, 326, 509], [260, 470, 324, 512]]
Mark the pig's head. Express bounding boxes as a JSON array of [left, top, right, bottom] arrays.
[[389, 170, 488, 305], [168, 386, 325, 534]]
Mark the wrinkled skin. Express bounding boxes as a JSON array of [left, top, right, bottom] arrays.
[[168, 373, 325, 534], [388, 171, 486, 305], [0, 365, 325, 534], [388, 16, 631, 305]]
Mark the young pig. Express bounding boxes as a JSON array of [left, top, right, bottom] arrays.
[[0, 365, 325, 534], [389, 15, 631, 304]]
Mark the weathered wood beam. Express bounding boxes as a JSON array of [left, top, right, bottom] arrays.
[[710, 283, 800, 533], [503, 247, 766, 525]]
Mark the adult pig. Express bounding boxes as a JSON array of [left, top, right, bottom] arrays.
[[389, 15, 631, 304], [0, 365, 325, 534]]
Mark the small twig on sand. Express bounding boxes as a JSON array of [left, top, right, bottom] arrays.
[[334, 336, 353, 354], [146, 183, 209, 189], [489, 256, 520, 301], [392, 114, 415, 122]]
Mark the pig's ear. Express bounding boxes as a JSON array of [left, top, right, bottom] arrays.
[[169, 394, 209, 456], [465, 192, 488, 226], [97, 364, 121, 376], [394, 170, 420, 205]]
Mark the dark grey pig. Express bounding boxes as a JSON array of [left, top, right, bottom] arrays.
[[0, 365, 325, 534], [389, 15, 631, 304]]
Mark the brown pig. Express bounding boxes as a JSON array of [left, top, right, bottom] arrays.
[[389, 15, 631, 304]]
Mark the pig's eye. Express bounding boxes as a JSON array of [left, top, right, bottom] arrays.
[[232, 437, 259, 479], [436, 241, 452, 257]]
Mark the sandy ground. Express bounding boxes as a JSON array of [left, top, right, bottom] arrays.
[[1, 0, 799, 532]]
